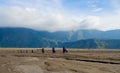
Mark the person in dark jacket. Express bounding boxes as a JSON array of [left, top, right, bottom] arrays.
[[42, 48, 45, 53], [63, 46, 68, 53], [52, 47, 56, 53], [31, 50, 34, 53]]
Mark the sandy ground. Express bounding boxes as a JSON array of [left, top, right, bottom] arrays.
[[0, 48, 120, 73]]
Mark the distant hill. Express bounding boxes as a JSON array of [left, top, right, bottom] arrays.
[[62, 39, 120, 49], [0, 27, 120, 48], [68, 29, 120, 41], [0, 28, 57, 47]]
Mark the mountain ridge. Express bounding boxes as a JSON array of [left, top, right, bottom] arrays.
[[0, 27, 120, 48]]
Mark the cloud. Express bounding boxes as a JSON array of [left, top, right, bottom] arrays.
[[0, 0, 65, 31], [92, 8, 103, 12], [0, 0, 119, 31], [111, 0, 120, 14], [0, 0, 101, 32], [0, 6, 75, 31], [76, 16, 100, 30], [0, 7, 42, 26], [96, 0, 120, 30]]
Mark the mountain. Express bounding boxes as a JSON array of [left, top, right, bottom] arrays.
[[0, 27, 57, 47], [0, 27, 120, 48], [62, 39, 120, 49], [69, 29, 120, 41]]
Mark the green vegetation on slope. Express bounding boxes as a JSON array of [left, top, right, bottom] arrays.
[[0, 27, 120, 49], [63, 39, 120, 49]]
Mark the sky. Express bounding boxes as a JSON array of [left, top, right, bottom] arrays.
[[0, 0, 120, 32]]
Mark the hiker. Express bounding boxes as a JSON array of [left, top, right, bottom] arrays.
[[42, 48, 45, 53], [52, 47, 56, 53], [31, 50, 34, 53], [63, 46, 68, 53]]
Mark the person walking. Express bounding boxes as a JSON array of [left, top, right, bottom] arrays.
[[42, 48, 45, 53], [31, 50, 34, 53], [52, 47, 56, 53], [63, 46, 68, 53]]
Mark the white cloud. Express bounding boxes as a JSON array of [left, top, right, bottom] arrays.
[[0, 0, 100, 31], [0, 0, 119, 31], [0, 6, 102, 31], [111, 0, 120, 14], [95, 0, 120, 30], [0, 6, 75, 31], [92, 8, 103, 12], [76, 16, 101, 30], [100, 14, 120, 30]]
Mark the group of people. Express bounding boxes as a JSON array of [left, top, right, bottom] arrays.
[[17, 47, 68, 54], [42, 46, 68, 53]]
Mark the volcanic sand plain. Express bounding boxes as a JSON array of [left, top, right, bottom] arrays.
[[0, 48, 120, 73]]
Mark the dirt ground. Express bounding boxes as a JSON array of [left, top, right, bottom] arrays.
[[0, 48, 120, 73]]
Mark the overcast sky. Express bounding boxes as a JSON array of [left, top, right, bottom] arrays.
[[0, 0, 120, 31]]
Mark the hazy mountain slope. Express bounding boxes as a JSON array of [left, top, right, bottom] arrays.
[[70, 30, 120, 40], [0, 28, 57, 47], [62, 39, 120, 49], [0, 27, 120, 48]]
